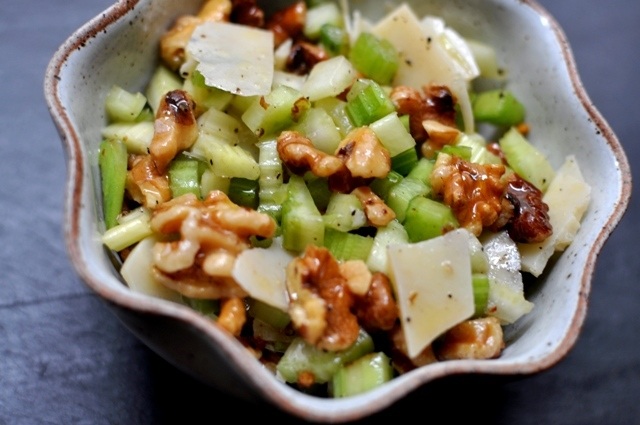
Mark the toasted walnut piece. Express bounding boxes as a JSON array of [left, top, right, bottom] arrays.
[[286, 41, 330, 75], [229, 0, 264, 27], [265, 0, 306, 48], [431, 153, 510, 236], [335, 127, 391, 179], [503, 174, 553, 243], [126, 155, 172, 208], [150, 90, 199, 173], [421, 120, 462, 159], [160, 0, 232, 71], [351, 186, 396, 226], [390, 84, 457, 144], [277, 130, 346, 177], [339, 260, 372, 296], [353, 272, 398, 332], [217, 297, 247, 337], [150, 192, 276, 299], [435, 316, 505, 360], [286, 245, 359, 351]]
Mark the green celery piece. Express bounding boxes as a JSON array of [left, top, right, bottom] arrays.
[[105, 85, 148, 123], [369, 112, 416, 157], [319, 23, 349, 57], [390, 147, 419, 176], [281, 175, 325, 252], [349, 32, 399, 86], [182, 297, 219, 319], [228, 177, 259, 209], [314, 97, 354, 138], [101, 208, 153, 252], [330, 352, 394, 398], [304, 1, 343, 40], [304, 173, 332, 212], [247, 298, 291, 330], [346, 79, 396, 127], [99, 139, 128, 229], [472, 89, 525, 126], [406, 157, 435, 186], [369, 170, 403, 201], [499, 127, 555, 192], [256, 139, 286, 222], [241, 84, 308, 137], [323, 193, 367, 232], [276, 328, 375, 384], [440, 144, 472, 161], [168, 154, 207, 199], [145, 64, 182, 115], [385, 177, 429, 223], [323, 228, 374, 262], [366, 219, 409, 274], [402, 196, 459, 242], [472, 273, 490, 317]]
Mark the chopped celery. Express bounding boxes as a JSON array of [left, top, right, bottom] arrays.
[[247, 298, 291, 330], [145, 64, 182, 115], [314, 97, 355, 137], [440, 144, 472, 161], [390, 148, 419, 176], [99, 139, 128, 229], [228, 177, 259, 209], [499, 127, 555, 192], [101, 121, 154, 155], [319, 23, 350, 57], [293, 107, 342, 154], [402, 196, 459, 242], [105, 85, 148, 123], [366, 219, 409, 274], [281, 175, 325, 252], [200, 168, 230, 196], [304, 1, 343, 40], [304, 174, 332, 211], [349, 32, 399, 86], [472, 273, 490, 317], [369, 112, 416, 157], [406, 157, 435, 186], [369, 170, 403, 201], [276, 328, 375, 384], [345, 79, 396, 127], [301, 55, 358, 102], [472, 89, 525, 127], [182, 297, 220, 319], [101, 208, 153, 252], [168, 154, 207, 199], [242, 84, 308, 137], [330, 352, 394, 398], [385, 177, 429, 223], [323, 228, 374, 261], [256, 139, 286, 221], [183, 70, 234, 114], [322, 193, 367, 232]]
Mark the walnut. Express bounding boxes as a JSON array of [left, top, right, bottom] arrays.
[[276, 130, 346, 177], [351, 186, 396, 227], [435, 316, 505, 360], [390, 84, 457, 144], [353, 272, 398, 332], [335, 127, 391, 179], [150, 191, 276, 299], [285, 245, 359, 351], [229, 0, 264, 27], [430, 153, 511, 236], [265, 1, 307, 48], [217, 297, 247, 337], [286, 41, 330, 75], [388, 323, 437, 373], [503, 173, 553, 243], [126, 90, 198, 209]]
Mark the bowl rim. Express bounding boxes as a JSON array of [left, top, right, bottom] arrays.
[[44, 0, 632, 421]]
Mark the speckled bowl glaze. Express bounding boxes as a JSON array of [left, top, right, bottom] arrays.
[[44, 0, 631, 421]]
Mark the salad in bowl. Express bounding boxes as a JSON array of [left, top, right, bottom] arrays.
[[45, 0, 630, 421]]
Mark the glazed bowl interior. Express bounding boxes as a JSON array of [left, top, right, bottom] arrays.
[[45, 0, 631, 422]]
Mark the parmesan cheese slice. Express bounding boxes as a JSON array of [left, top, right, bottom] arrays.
[[370, 4, 478, 133], [231, 238, 293, 312], [387, 228, 475, 359], [519, 155, 591, 277], [187, 21, 274, 96]]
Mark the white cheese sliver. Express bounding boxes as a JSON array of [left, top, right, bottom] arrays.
[[387, 228, 475, 359], [187, 21, 274, 96], [232, 238, 293, 312]]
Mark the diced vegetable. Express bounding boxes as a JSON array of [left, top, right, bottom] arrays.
[[98, 139, 128, 229]]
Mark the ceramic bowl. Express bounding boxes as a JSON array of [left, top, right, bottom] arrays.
[[44, 0, 631, 421]]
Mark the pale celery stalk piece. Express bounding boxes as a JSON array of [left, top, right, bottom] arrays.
[[465, 38, 506, 80], [101, 207, 153, 252], [101, 121, 154, 155], [304, 1, 344, 40], [120, 236, 184, 303], [499, 127, 556, 192], [293, 107, 343, 154], [323, 193, 367, 232], [301, 55, 358, 102], [145, 64, 182, 115], [366, 219, 408, 274], [105, 85, 147, 123], [369, 112, 416, 157], [387, 228, 475, 358], [200, 168, 230, 196], [519, 155, 591, 277], [186, 21, 274, 97], [369, 3, 478, 133]]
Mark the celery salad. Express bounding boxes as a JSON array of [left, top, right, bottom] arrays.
[[99, 0, 591, 398]]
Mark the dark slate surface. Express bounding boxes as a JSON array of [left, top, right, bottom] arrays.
[[1, 0, 638, 423]]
